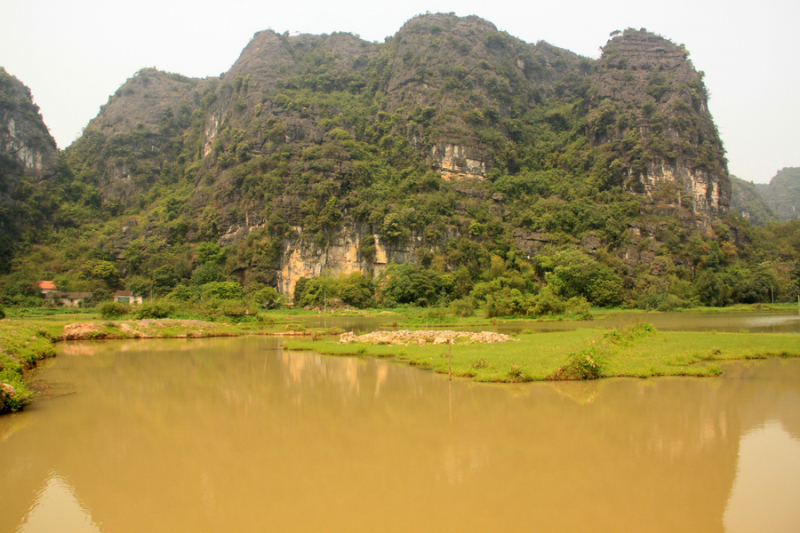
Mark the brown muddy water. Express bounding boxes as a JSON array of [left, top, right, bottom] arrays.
[[2, 326, 800, 532]]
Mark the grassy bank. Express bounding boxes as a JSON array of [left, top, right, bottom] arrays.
[[0, 322, 57, 412], [285, 322, 800, 382], [0, 313, 325, 414]]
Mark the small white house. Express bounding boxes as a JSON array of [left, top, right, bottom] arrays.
[[113, 291, 143, 305]]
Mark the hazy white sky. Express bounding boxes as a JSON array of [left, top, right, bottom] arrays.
[[1, 0, 797, 183]]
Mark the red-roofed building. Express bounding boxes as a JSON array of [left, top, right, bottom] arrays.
[[34, 281, 57, 295]]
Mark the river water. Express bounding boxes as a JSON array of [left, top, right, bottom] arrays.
[[1, 312, 799, 532]]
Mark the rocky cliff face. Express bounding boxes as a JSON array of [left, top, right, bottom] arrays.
[[276, 221, 422, 297], [0, 68, 57, 180], [0, 68, 59, 271], [591, 29, 730, 230], [380, 14, 589, 180]]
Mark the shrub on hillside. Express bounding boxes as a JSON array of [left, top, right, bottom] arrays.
[[201, 281, 243, 301], [167, 284, 197, 302], [99, 301, 131, 318], [245, 284, 284, 310], [132, 301, 176, 319]]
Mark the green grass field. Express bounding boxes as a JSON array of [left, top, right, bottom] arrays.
[[285, 322, 800, 382]]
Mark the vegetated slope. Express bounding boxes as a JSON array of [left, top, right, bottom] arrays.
[[755, 167, 800, 221], [729, 175, 778, 226], [3, 14, 798, 311], [0, 67, 59, 272]]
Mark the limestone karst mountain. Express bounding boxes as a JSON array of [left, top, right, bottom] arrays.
[[50, 15, 732, 296], [17, 14, 797, 311]]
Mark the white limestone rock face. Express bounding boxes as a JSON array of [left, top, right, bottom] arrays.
[[430, 143, 487, 181]]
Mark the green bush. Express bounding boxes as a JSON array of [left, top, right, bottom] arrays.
[[218, 300, 247, 318], [338, 273, 375, 308], [295, 272, 375, 309], [0, 306, 5, 320], [201, 281, 243, 301], [245, 285, 284, 310], [484, 288, 526, 317], [197, 242, 225, 264], [604, 321, 657, 345], [379, 263, 446, 307], [555, 347, 603, 380], [132, 301, 176, 319], [564, 296, 592, 318], [99, 301, 132, 318], [636, 293, 690, 311], [191, 263, 225, 286], [167, 284, 197, 302], [0, 373, 30, 414], [526, 286, 566, 316], [449, 297, 475, 317]]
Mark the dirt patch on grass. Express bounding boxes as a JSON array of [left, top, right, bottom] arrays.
[[61, 323, 105, 340]]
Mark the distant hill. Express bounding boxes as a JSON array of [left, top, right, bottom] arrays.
[[755, 167, 800, 221], [729, 176, 778, 226]]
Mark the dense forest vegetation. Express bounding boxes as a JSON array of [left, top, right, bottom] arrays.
[[0, 16, 797, 319]]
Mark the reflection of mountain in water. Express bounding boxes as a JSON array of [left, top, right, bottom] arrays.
[[0, 337, 798, 532], [724, 421, 800, 532], [17, 474, 103, 533]]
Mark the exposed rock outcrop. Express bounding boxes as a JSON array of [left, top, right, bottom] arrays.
[[277, 222, 420, 297], [0, 67, 59, 271], [431, 143, 487, 180], [592, 29, 731, 228], [0, 68, 57, 179]]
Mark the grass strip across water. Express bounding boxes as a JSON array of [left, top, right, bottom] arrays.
[[285, 322, 800, 382]]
